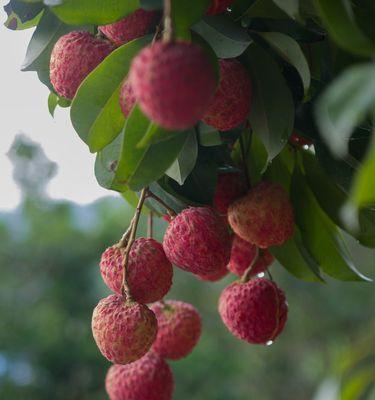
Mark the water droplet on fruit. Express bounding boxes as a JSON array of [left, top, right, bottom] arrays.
[[266, 340, 273, 346]]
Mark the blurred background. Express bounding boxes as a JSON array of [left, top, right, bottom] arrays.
[[0, 134, 374, 400]]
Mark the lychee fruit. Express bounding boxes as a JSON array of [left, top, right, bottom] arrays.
[[105, 352, 174, 400], [218, 278, 288, 344], [228, 181, 294, 248], [92, 294, 157, 364], [119, 79, 136, 117], [50, 31, 115, 100], [203, 59, 252, 131], [163, 207, 231, 275], [213, 171, 247, 216], [228, 235, 274, 277], [197, 264, 229, 282], [100, 238, 173, 304], [207, 0, 235, 15], [150, 300, 202, 360], [99, 9, 159, 47], [289, 132, 313, 147], [129, 41, 216, 130]]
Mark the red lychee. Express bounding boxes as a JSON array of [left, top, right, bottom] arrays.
[[99, 9, 159, 46], [105, 352, 174, 400], [50, 31, 114, 100], [203, 59, 252, 131], [207, 0, 235, 14], [228, 181, 294, 248], [92, 294, 157, 364], [197, 264, 229, 282], [100, 238, 173, 304], [289, 132, 313, 147], [213, 171, 247, 216], [119, 79, 136, 117], [129, 41, 216, 130], [228, 235, 274, 277], [150, 300, 201, 360], [218, 278, 288, 344], [163, 207, 231, 275]]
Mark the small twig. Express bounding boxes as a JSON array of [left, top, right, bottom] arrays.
[[163, 0, 174, 42], [152, 23, 162, 44], [239, 129, 252, 189], [241, 247, 260, 283], [267, 269, 274, 281], [121, 188, 148, 300], [147, 212, 154, 238], [147, 191, 177, 218]]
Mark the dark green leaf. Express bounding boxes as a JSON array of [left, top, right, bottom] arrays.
[[166, 132, 198, 185], [192, 15, 252, 58], [71, 36, 151, 152], [314, 0, 375, 57], [272, 0, 299, 19], [140, 0, 163, 10], [48, 92, 59, 116], [4, 0, 43, 30], [242, 43, 294, 163], [291, 165, 370, 281], [198, 123, 222, 147]]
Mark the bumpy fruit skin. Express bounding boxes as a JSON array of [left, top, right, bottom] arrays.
[[163, 207, 231, 275], [151, 300, 202, 360], [198, 264, 229, 282], [105, 353, 174, 400], [203, 59, 252, 131], [129, 41, 216, 130], [99, 9, 158, 46], [207, 0, 235, 14], [50, 31, 114, 100], [213, 171, 247, 216], [219, 278, 288, 344], [100, 238, 173, 304], [228, 235, 274, 277], [119, 80, 136, 117], [92, 294, 157, 364], [228, 181, 294, 248], [289, 132, 313, 147]]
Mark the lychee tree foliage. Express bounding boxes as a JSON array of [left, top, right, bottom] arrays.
[[4, 0, 375, 397]]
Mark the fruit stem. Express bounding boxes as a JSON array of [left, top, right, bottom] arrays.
[[121, 188, 148, 300], [239, 129, 252, 189], [147, 211, 154, 238], [147, 191, 177, 218], [241, 247, 260, 283], [163, 0, 174, 42]]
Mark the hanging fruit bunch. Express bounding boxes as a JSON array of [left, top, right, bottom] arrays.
[[4, 0, 375, 398]]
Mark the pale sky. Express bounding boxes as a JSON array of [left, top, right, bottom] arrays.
[[0, 3, 114, 210]]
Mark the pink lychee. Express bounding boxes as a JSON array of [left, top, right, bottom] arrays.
[[163, 207, 231, 275], [207, 0, 235, 15], [99, 9, 159, 46], [197, 264, 229, 282], [228, 235, 274, 277], [150, 300, 201, 360], [92, 294, 157, 364], [129, 41, 216, 130], [100, 238, 173, 304], [119, 79, 136, 117], [203, 59, 252, 131], [218, 278, 288, 344], [213, 171, 247, 216], [50, 31, 115, 100], [228, 181, 294, 248], [105, 352, 174, 400]]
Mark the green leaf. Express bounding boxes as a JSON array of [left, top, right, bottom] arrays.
[[71, 36, 151, 152], [314, 0, 375, 57], [272, 0, 299, 19], [45, 0, 139, 25], [237, 0, 290, 19], [4, 1, 43, 30], [171, 0, 210, 40], [291, 165, 370, 281], [243, 43, 294, 163], [166, 132, 198, 185], [198, 123, 222, 147], [192, 15, 252, 58], [315, 63, 375, 157], [114, 106, 190, 191], [140, 0, 163, 10], [48, 92, 59, 116], [258, 32, 310, 95], [136, 123, 181, 148]]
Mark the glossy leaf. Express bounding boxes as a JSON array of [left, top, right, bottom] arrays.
[[71, 36, 151, 152], [272, 0, 299, 19], [243, 43, 294, 163]]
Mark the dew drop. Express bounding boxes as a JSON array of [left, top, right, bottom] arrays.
[[266, 340, 273, 346], [257, 272, 265, 278]]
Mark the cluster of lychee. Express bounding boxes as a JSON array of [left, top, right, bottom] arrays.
[[49, 1, 251, 134]]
